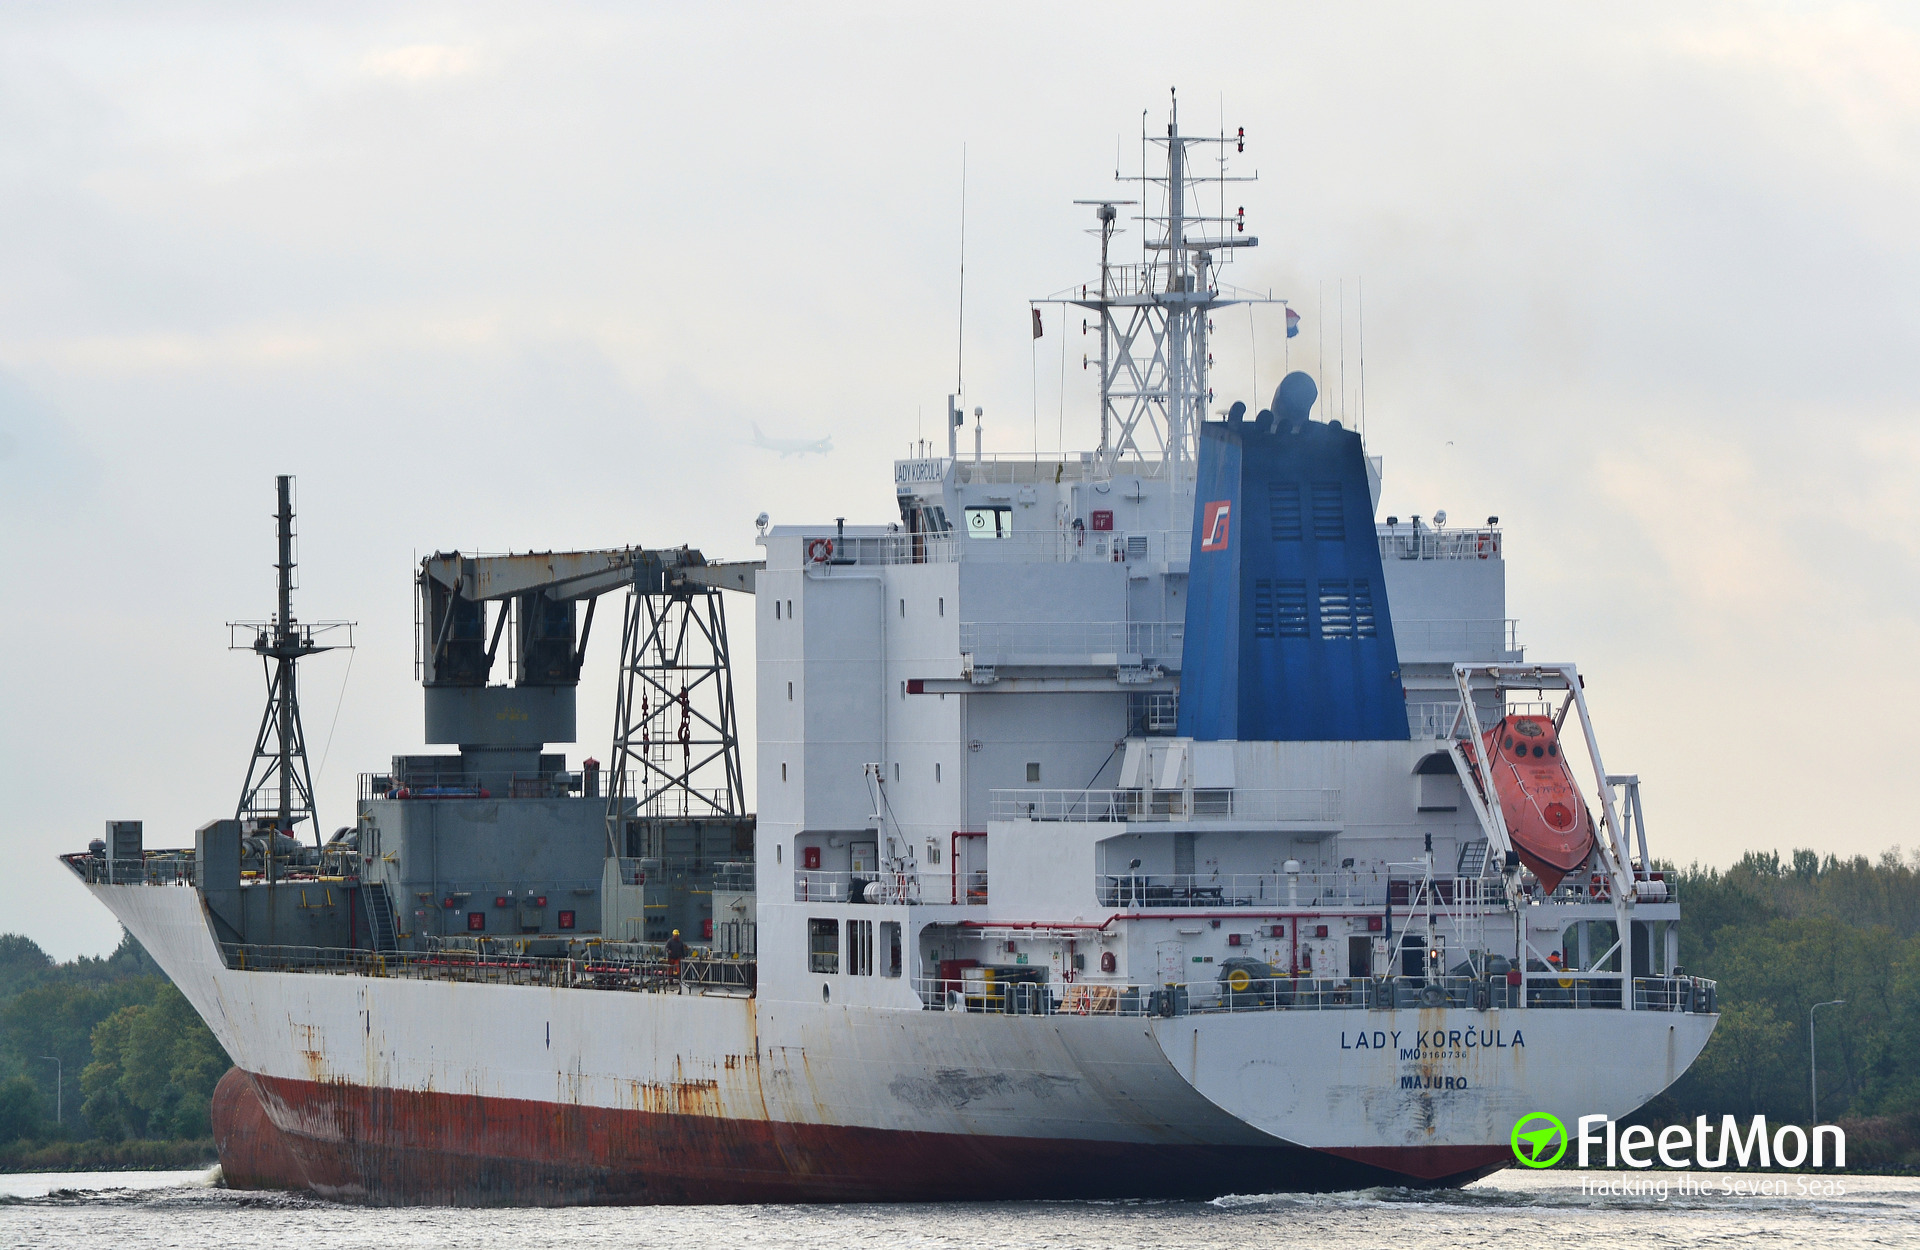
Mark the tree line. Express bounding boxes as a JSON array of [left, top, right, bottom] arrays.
[[0, 931, 227, 1166], [1641, 847, 1920, 1171]]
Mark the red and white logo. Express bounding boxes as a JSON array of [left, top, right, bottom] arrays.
[[1201, 500, 1232, 552]]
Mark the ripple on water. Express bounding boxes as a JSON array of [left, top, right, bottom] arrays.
[[0, 1171, 1914, 1250]]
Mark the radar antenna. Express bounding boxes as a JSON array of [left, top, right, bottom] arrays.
[[229, 475, 353, 852], [1036, 90, 1286, 531]]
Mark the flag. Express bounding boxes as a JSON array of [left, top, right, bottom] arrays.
[[1286, 308, 1300, 338], [1032, 308, 1044, 339]]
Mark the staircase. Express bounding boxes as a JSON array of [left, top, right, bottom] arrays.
[[362, 881, 400, 953], [1457, 838, 1494, 879]]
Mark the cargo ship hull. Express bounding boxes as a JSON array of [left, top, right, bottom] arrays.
[[99, 881, 1710, 1203]]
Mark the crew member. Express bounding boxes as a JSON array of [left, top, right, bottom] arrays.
[[665, 928, 687, 979]]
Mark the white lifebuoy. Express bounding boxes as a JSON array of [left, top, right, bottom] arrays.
[[807, 538, 834, 563]]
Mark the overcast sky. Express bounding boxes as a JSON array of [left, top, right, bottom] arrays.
[[3, 4, 1916, 959]]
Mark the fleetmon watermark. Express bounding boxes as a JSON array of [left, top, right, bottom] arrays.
[[1509, 1112, 1848, 1170], [1511, 1111, 1569, 1167]]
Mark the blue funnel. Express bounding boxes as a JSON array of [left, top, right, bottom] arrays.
[[1177, 373, 1409, 742]]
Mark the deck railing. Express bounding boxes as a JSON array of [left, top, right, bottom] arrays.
[[1377, 528, 1503, 562], [992, 787, 1341, 823], [799, 529, 1189, 568], [914, 973, 1717, 1017], [218, 942, 755, 994], [61, 853, 197, 886], [358, 770, 637, 802]]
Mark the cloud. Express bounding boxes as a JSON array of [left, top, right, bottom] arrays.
[[359, 44, 476, 82]]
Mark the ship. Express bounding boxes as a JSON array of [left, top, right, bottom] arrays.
[[65, 97, 1717, 1205]]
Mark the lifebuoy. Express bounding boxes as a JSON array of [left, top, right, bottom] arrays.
[[1590, 873, 1612, 901], [1076, 995, 1090, 1016], [1477, 533, 1494, 559], [807, 538, 834, 563]]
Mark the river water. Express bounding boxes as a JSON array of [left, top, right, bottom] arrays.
[[1, 1168, 1912, 1248]]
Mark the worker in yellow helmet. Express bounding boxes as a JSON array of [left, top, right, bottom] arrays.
[[665, 928, 687, 979]]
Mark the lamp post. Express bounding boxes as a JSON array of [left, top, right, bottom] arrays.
[[1810, 999, 1846, 1123], [38, 1056, 60, 1125]]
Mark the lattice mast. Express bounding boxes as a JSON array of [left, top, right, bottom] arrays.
[[1043, 91, 1281, 527], [606, 576, 745, 835], [231, 475, 352, 849]]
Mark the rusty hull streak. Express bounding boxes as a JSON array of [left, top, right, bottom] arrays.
[[217, 1066, 1455, 1205]]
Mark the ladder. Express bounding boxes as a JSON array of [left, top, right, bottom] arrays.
[[362, 881, 400, 953]]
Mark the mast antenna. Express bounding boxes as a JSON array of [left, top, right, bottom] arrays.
[[955, 144, 967, 397], [1039, 92, 1276, 493], [230, 475, 353, 852]]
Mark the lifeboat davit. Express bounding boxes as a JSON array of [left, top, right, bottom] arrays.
[[1472, 714, 1595, 891]]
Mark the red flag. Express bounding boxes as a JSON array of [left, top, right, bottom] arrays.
[[1032, 308, 1044, 339]]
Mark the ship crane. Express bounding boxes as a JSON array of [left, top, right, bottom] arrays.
[[414, 546, 761, 857]]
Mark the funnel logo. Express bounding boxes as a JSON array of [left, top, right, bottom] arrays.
[[1200, 500, 1231, 551], [1511, 1112, 1569, 1168]]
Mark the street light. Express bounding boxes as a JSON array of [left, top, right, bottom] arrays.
[[1810, 1000, 1846, 1123], [37, 1056, 60, 1125]]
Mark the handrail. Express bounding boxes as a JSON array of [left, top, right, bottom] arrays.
[[219, 942, 755, 994], [61, 853, 198, 886], [914, 972, 1717, 1016], [992, 787, 1340, 823]]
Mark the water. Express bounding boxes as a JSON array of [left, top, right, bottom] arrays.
[[2, 1169, 1914, 1249]]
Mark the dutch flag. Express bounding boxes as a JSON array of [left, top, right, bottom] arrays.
[[1286, 307, 1300, 338]]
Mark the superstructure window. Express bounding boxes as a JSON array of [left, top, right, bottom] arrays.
[[1026, 762, 1041, 783], [848, 919, 874, 976], [775, 601, 781, 620], [881, 921, 902, 977], [964, 506, 1014, 539], [1311, 483, 1345, 541], [808, 918, 840, 973]]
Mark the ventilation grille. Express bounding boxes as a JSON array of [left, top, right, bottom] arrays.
[[1311, 482, 1345, 541], [1317, 579, 1377, 639], [1269, 483, 1302, 541], [1252, 579, 1308, 640]]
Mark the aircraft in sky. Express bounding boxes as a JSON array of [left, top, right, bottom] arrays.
[[751, 422, 833, 458]]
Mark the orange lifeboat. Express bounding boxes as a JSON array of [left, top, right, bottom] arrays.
[[1470, 714, 1595, 892]]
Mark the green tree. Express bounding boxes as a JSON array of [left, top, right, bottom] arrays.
[[0, 1076, 46, 1144], [79, 984, 229, 1141]]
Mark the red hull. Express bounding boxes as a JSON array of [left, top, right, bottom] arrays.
[[211, 1068, 1508, 1205]]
